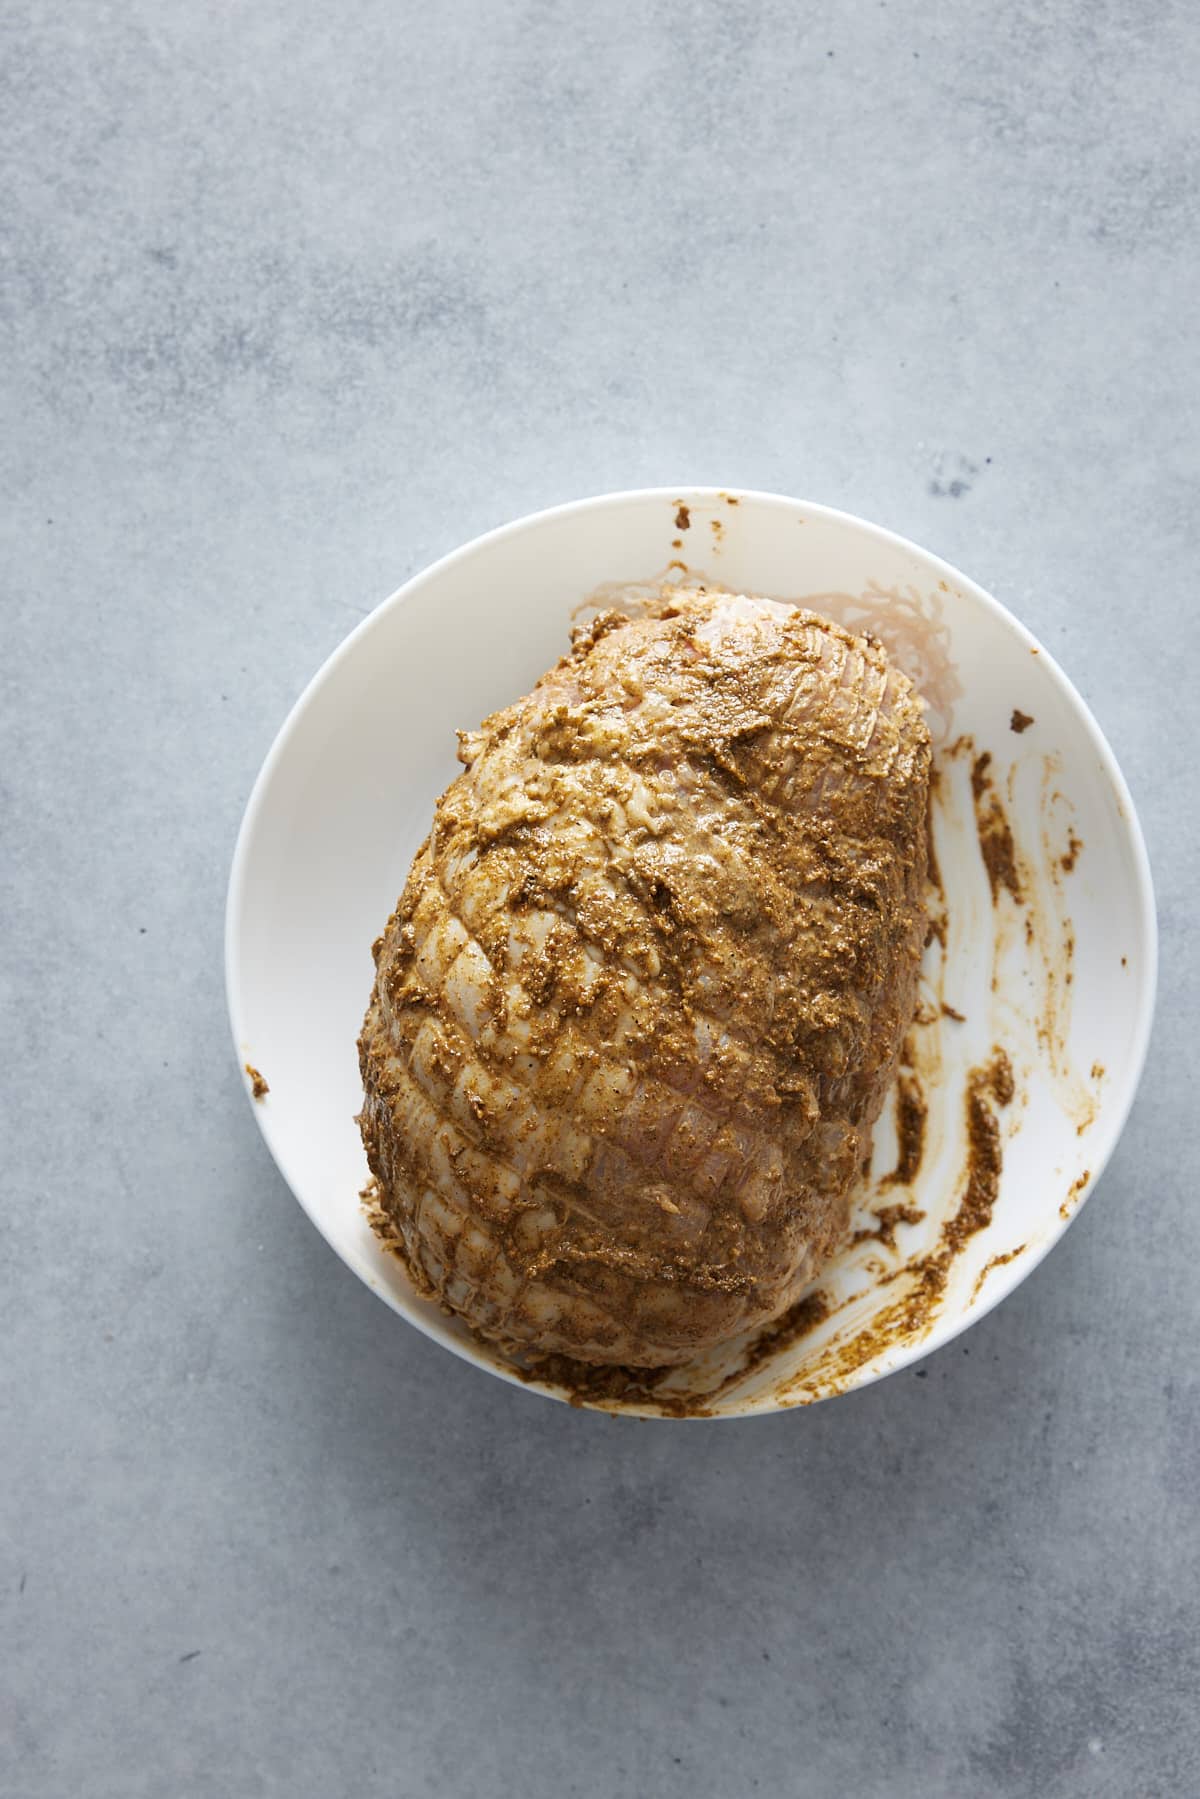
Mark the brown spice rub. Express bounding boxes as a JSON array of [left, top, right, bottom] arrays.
[[943, 1053, 1013, 1256], [971, 1244, 1027, 1302], [244, 1063, 269, 1101], [1060, 1169, 1091, 1220], [925, 786, 944, 898], [1061, 830, 1084, 873], [674, 504, 691, 530], [881, 1070, 927, 1188], [1010, 709, 1035, 734], [852, 1203, 926, 1250], [971, 753, 1023, 902]]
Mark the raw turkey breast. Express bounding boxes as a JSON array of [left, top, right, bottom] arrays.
[[359, 589, 931, 1366]]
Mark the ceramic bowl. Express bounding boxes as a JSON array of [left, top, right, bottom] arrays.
[[226, 490, 1156, 1416]]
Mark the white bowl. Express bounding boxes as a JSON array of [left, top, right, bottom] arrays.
[[226, 489, 1156, 1417]]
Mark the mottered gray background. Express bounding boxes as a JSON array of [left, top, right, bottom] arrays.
[[2, 3, 1196, 1795]]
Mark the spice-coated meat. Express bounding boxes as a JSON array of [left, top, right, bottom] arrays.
[[358, 591, 931, 1365]]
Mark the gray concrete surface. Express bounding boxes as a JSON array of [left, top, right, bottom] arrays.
[[3, 3, 1196, 1795]]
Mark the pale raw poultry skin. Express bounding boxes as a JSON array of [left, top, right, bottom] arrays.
[[359, 590, 931, 1367]]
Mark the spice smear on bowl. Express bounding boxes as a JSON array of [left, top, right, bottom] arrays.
[[244, 1063, 269, 1101]]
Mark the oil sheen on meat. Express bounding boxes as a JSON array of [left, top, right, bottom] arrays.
[[359, 590, 931, 1366]]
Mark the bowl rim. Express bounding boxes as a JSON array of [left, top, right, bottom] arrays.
[[225, 487, 1159, 1416]]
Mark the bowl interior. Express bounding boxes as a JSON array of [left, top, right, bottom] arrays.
[[226, 490, 1155, 1417]]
